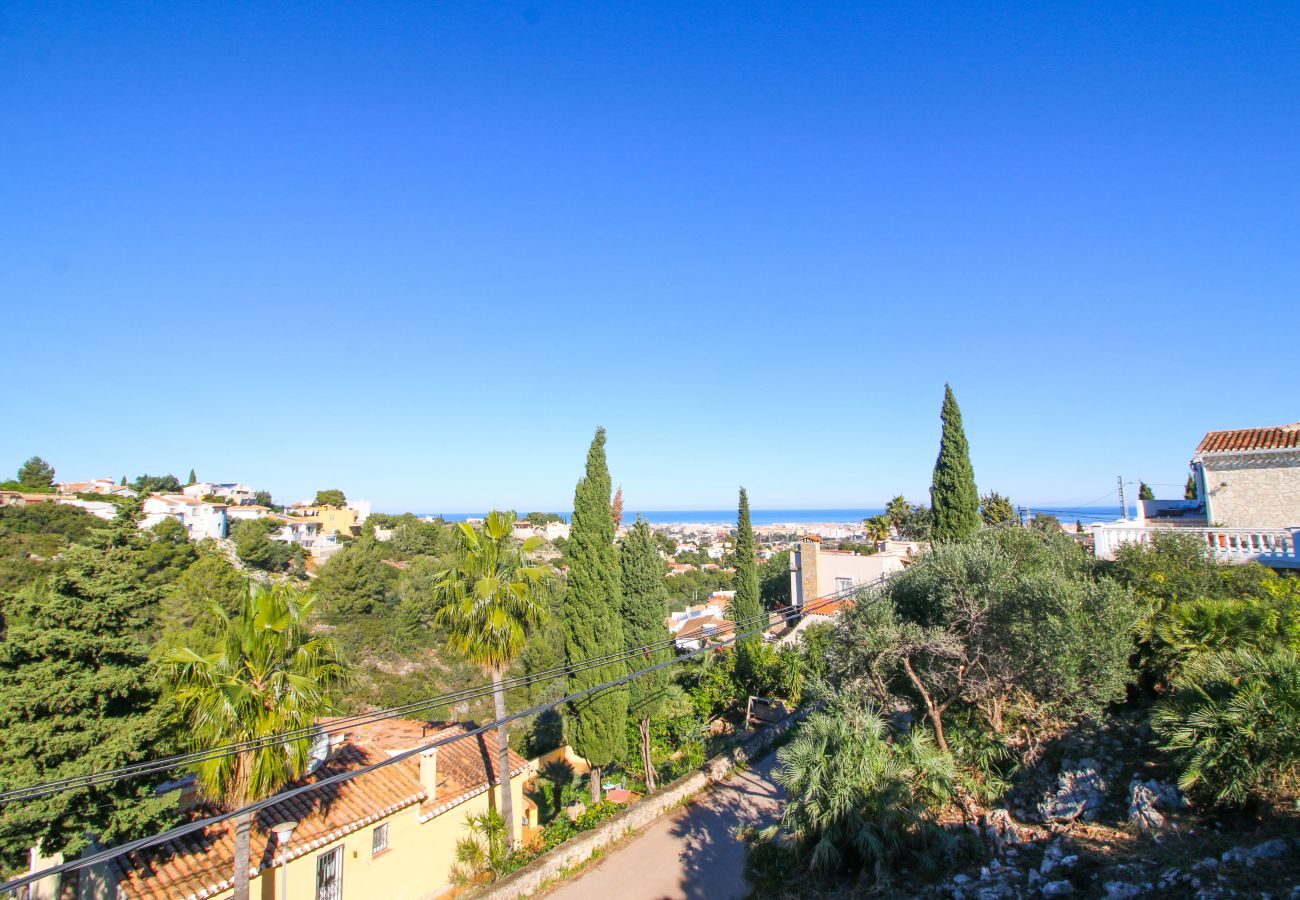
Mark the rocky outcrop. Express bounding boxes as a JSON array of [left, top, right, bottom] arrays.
[[1125, 777, 1186, 832], [1036, 759, 1107, 823]]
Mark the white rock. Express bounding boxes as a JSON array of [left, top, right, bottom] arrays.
[[1042, 880, 1075, 896]]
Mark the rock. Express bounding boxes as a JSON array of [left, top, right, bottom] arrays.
[[1104, 883, 1143, 900], [954, 873, 972, 885], [1127, 778, 1185, 832], [1194, 857, 1219, 872], [982, 809, 1025, 851], [1039, 759, 1108, 823], [1042, 879, 1075, 896], [1246, 838, 1289, 861]]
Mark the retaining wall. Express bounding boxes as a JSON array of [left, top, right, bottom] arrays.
[[475, 708, 809, 900]]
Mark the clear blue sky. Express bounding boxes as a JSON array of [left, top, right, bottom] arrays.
[[3, 2, 1297, 513]]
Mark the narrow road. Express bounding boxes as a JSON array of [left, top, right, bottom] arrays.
[[544, 754, 784, 900]]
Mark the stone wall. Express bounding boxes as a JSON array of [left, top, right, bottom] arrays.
[[473, 709, 810, 900], [1203, 456, 1300, 528]]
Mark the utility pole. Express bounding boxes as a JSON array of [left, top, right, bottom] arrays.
[[1117, 476, 1128, 521]]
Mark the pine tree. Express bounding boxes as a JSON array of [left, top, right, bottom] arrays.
[[562, 428, 627, 801], [728, 487, 763, 648], [1139, 481, 1155, 501], [1185, 473, 1198, 500], [0, 543, 176, 870], [929, 384, 980, 543], [17, 456, 55, 490], [620, 518, 672, 791], [187, 468, 197, 486]]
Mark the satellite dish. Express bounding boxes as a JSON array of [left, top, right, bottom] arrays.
[[302, 727, 330, 775]]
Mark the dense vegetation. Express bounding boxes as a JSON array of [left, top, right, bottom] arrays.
[[750, 528, 1300, 893]]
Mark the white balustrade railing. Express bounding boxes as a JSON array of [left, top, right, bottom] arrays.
[[1092, 524, 1300, 567]]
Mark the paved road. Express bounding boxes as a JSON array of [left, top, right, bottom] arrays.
[[544, 754, 784, 900]]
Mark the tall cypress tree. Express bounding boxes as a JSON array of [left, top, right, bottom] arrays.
[[728, 487, 763, 648], [620, 518, 672, 791], [929, 384, 980, 543], [562, 428, 627, 801], [186, 468, 197, 486]]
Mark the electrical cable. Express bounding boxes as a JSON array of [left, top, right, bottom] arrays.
[[0, 577, 868, 804], [0, 580, 883, 895]]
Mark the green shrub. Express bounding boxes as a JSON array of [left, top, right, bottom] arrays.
[[771, 703, 958, 884], [1152, 648, 1300, 806]]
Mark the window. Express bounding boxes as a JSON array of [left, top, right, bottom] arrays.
[[371, 823, 389, 856], [316, 847, 342, 900], [835, 577, 853, 593]]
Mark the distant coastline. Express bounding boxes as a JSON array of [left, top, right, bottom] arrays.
[[411, 506, 1131, 526]]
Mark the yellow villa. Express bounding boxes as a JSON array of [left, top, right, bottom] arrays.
[[107, 720, 533, 900], [302, 505, 359, 536]]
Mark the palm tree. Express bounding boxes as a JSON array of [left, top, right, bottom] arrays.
[[160, 584, 351, 900], [864, 516, 891, 545], [885, 496, 910, 534], [433, 511, 550, 849]]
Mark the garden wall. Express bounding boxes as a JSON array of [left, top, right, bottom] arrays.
[[473, 708, 810, 900]]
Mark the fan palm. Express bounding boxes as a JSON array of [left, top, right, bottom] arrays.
[[432, 510, 550, 848], [864, 516, 892, 544], [773, 704, 957, 884], [160, 584, 351, 900]]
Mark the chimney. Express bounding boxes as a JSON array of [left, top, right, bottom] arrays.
[[419, 747, 438, 797]]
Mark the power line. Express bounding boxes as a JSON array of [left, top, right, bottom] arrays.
[[0, 581, 877, 896], [0, 580, 866, 805]]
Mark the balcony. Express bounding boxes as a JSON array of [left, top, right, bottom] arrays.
[[1092, 523, 1300, 569]]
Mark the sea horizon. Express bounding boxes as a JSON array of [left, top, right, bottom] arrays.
[[406, 506, 1132, 526]]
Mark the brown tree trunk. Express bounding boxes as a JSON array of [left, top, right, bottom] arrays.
[[985, 694, 1005, 733], [640, 717, 655, 792], [590, 764, 602, 803], [233, 810, 252, 900], [492, 668, 516, 849], [901, 655, 950, 753]]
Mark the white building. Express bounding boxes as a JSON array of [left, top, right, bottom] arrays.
[[346, 499, 371, 525], [141, 494, 228, 540], [788, 535, 911, 612], [182, 482, 257, 505], [266, 513, 322, 548], [56, 479, 137, 498], [1093, 423, 1300, 569], [55, 498, 118, 520]]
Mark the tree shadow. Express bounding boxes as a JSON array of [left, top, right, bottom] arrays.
[[669, 760, 784, 900]]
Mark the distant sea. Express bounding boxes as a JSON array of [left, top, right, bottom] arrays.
[[418, 506, 1131, 526]]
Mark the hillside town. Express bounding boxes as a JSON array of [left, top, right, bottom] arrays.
[[3, 408, 1299, 900], [6, 3, 1299, 898]]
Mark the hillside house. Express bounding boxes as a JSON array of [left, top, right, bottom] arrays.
[[140, 494, 228, 541], [182, 483, 257, 505], [103, 721, 532, 900], [788, 535, 911, 612], [1093, 422, 1300, 568]]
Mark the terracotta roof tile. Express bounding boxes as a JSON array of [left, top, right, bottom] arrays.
[[1197, 423, 1300, 454], [112, 721, 527, 900]]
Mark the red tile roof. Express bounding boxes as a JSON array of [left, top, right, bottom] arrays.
[[112, 721, 528, 900], [1197, 423, 1300, 454], [676, 614, 732, 640]]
